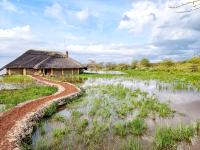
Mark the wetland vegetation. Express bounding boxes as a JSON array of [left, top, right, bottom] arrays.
[[26, 75, 200, 150]]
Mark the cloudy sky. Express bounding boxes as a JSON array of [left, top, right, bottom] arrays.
[[0, 0, 200, 67]]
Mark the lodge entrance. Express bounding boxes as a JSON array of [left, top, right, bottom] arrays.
[[44, 69, 51, 75]]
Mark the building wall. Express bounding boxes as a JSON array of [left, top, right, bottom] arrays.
[[52, 68, 81, 76], [26, 69, 35, 75], [8, 68, 36, 75], [7, 68, 82, 76], [9, 68, 23, 75]]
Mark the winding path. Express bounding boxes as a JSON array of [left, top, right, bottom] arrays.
[[0, 76, 79, 150]]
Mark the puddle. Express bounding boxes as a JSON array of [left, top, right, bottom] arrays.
[[0, 83, 27, 90]]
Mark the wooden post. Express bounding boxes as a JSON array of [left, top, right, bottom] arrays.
[[51, 68, 53, 76], [72, 69, 74, 75], [62, 69, 64, 76], [7, 69, 11, 75], [23, 68, 26, 75], [78, 69, 79, 74]]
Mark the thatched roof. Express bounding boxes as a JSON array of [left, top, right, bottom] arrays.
[[1, 50, 85, 70]]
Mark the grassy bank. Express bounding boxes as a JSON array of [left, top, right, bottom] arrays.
[[77, 70, 200, 90], [124, 70, 200, 90], [0, 85, 57, 112], [0, 75, 33, 83], [0, 75, 57, 112]]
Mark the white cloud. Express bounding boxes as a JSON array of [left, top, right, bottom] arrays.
[[0, 0, 17, 12], [44, 2, 65, 23], [67, 42, 163, 63], [0, 25, 50, 58], [0, 25, 31, 39], [118, 1, 158, 32], [76, 9, 89, 21], [118, 0, 200, 59], [0, 0, 22, 13]]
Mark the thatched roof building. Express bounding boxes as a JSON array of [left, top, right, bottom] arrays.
[[1, 50, 85, 76]]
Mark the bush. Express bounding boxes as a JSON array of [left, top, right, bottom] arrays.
[[44, 102, 58, 118], [139, 58, 150, 68], [161, 59, 174, 67]]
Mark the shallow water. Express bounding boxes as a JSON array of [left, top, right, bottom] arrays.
[[0, 83, 27, 90], [83, 78, 200, 125], [31, 78, 200, 149], [83, 78, 200, 104]]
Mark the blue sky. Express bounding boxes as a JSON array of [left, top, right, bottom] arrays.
[[0, 0, 200, 67]]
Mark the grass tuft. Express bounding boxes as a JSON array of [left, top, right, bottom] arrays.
[[44, 102, 58, 118]]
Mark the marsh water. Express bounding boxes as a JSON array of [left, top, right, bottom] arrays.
[[31, 77, 200, 150]]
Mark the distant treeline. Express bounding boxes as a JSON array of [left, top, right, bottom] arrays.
[[86, 57, 200, 72]]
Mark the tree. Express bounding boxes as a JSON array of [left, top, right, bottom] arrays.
[[131, 60, 138, 69], [161, 59, 174, 67], [105, 63, 116, 70], [117, 63, 130, 70], [187, 56, 200, 64], [139, 58, 150, 68], [87, 60, 99, 72]]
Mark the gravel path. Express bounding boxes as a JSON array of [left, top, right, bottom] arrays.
[[0, 76, 79, 150]]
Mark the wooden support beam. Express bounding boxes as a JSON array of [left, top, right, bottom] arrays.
[[23, 68, 26, 75], [7, 69, 11, 75], [62, 69, 64, 76], [51, 68, 53, 76]]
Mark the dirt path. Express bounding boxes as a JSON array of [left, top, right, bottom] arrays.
[[0, 76, 79, 150]]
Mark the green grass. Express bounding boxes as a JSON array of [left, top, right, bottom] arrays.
[[83, 120, 109, 146], [52, 128, 70, 139], [79, 73, 122, 79], [127, 118, 147, 136], [52, 114, 66, 122], [113, 118, 147, 137], [71, 110, 83, 120], [113, 122, 128, 137], [120, 137, 143, 150], [77, 118, 89, 133], [155, 124, 196, 150], [0, 85, 57, 112], [44, 102, 58, 118], [78, 70, 200, 90], [124, 70, 200, 90], [0, 75, 33, 83], [38, 121, 46, 136]]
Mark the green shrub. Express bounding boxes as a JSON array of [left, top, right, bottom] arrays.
[[44, 102, 58, 118]]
